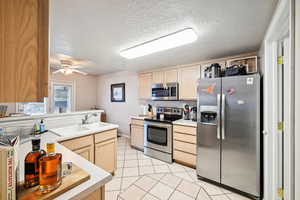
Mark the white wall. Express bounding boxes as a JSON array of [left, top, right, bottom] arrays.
[[295, 0, 300, 198], [96, 71, 140, 136]]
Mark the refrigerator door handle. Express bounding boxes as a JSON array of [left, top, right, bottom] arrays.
[[222, 93, 226, 140], [217, 94, 221, 140]]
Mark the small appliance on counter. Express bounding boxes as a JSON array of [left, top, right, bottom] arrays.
[[190, 106, 197, 122], [183, 104, 190, 120], [144, 107, 182, 163]]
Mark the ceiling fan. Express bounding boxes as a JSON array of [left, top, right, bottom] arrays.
[[50, 54, 90, 75]]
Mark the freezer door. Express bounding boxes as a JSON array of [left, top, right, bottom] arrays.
[[221, 75, 261, 196], [196, 78, 222, 182]]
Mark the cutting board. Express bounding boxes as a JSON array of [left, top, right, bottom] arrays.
[[18, 164, 90, 200]]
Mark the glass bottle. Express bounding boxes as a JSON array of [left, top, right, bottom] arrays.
[[39, 143, 62, 193], [24, 138, 46, 188]]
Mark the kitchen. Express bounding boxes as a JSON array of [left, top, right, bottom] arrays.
[[0, 0, 298, 200]]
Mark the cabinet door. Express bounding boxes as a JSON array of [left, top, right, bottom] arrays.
[[139, 73, 152, 99], [0, 0, 49, 102], [164, 69, 178, 83], [95, 139, 117, 173], [178, 65, 200, 100], [74, 145, 94, 163], [152, 71, 164, 84], [131, 125, 144, 150]]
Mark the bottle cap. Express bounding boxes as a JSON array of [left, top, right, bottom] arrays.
[[47, 143, 55, 153]]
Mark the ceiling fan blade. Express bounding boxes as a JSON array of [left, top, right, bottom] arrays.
[[72, 69, 88, 75], [52, 69, 64, 74], [70, 65, 82, 69]]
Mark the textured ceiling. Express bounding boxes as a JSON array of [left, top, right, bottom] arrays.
[[50, 0, 278, 75]]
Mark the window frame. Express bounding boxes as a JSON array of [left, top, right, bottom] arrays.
[[50, 80, 76, 113]]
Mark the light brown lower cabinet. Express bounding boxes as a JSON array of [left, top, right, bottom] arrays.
[[73, 145, 95, 163], [95, 138, 117, 173], [60, 135, 94, 163], [173, 125, 197, 168], [85, 186, 105, 200], [131, 124, 144, 150], [59, 128, 118, 174], [130, 119, 144, 151]]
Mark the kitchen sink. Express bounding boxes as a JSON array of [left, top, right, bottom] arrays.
[[50, 122, 109, 137]]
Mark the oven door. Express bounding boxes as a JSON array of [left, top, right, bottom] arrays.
[[144, 121, 172, 153]]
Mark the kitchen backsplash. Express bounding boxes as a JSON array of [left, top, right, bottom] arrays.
[[139, 100, 196, 109]]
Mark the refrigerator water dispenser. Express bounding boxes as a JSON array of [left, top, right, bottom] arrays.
[[199, 106, 218, 125]]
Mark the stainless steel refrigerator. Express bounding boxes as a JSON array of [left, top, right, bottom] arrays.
[[196, 74, 261, 199]]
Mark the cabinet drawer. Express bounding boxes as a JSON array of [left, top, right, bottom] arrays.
[[174, 150, 196, 166], [95, 129, 117, 144], [131, 119, 144, 126], [173, 140, 196, 155], [174, 132, 196, 144], [60, 135, 93, 151], [173, 125, 196, 135]]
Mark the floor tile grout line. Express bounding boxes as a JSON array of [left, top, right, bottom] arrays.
[[166, 178, 184, 200]]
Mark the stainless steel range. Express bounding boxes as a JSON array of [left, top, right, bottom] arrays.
[[144, 107, 182, 163]]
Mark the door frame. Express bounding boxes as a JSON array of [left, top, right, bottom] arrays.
[[262, 0, 295, 199]]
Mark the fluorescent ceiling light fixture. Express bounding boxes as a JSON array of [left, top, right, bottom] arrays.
[[120, 28, 198, 59]]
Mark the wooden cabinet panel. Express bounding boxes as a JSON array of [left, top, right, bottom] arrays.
[[174, 132, 196, 144], [139, 73, 152, 99], [152, 71, 164, 84], [74, 145, 94, 163], [0, 0, 49, 102], [95, 139, 117, 173], [178, 65, 200, 100], [131, 124, 144, 150], [164, 69, 178, 83], [85, 187, 105, 200], [131, 119, 144, 126], [174, 140, 196, 155], [94, 129, 117, 144], [173, 125, 196, 135], [60, 135, 94, 151], [174, 150, 196, 167]]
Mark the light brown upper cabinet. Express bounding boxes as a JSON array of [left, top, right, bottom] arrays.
[[0, 0, 49, 103], [178, 65, 200, 100], [152, 69, 178, 84], [152, 71, 165, 84], [164, 69, 178, 83], [139, 72, 153, 99]]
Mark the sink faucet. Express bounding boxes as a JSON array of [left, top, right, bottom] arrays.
[[82, 113, 98, 125]]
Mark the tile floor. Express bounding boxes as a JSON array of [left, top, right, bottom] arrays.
[[105, 137, 251, 200]]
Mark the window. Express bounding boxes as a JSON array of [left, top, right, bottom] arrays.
[[51, 81, 74, 113], [17, 98, 47, 115]]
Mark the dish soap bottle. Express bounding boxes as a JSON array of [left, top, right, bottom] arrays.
[[40, 119, 45, 133], [39, 143, 62, 193], [24, 138, 46, 188]]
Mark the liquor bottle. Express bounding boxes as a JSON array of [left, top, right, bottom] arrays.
[[24, 138, 46, 188], [39, 143, 62, 193]]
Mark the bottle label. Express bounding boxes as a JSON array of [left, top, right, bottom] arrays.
[[25, 163, 35, 175]]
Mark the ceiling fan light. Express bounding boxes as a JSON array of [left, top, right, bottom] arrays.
[[120, 28, 198, 59], [64, 68, 73, 75]]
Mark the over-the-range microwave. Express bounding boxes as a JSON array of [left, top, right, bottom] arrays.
[[151, 82, 178, 101]]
